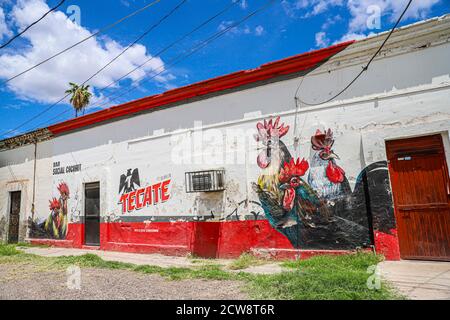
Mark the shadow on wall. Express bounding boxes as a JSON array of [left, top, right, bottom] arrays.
[[0, 216, 5, 241], [361, 161, 396, 234], [253, 116, 396, 250]]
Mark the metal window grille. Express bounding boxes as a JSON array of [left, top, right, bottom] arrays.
[[185, 170, 225, 193]]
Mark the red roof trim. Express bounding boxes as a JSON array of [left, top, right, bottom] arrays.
[[48, 41, 354, 136]]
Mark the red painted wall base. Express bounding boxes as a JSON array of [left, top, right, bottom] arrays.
[[29, 220, 401, 261], [374, 229, 401, 261]]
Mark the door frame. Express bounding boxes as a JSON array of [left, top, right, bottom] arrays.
[[7, 191, 22, 244], [83, 181, 101, 246], [385, 133, 450, 261], [3, 181, 28, 243]]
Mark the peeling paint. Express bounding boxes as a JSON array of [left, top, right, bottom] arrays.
[[1, 18, 450, 260]]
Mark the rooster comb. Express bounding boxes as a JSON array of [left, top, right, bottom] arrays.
[[311, 128, 335, 150], [255, 116, 289, 141], [57, 183, 70, 196], [49, 198, 60, 210], [279, 158, 309, 183]]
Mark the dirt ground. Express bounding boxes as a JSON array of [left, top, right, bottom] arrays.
[[0, 264, 248, 300]]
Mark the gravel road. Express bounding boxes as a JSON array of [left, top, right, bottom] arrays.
[[0, 264, 248, 300]]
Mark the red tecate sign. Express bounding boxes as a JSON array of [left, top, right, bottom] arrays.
[[119, 179, 171, 214]]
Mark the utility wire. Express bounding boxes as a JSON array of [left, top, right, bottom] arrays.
[[31, 0, 275, 129], [294, 0, 412, 107], [0, 0, 162, 85], [0, 0, 66, 50], [30, 0, 239, 130], [96, 0, 240, 96], [83, 0, 187, 85], [1, 0, 183, 138], [95, 0, 276, 109]]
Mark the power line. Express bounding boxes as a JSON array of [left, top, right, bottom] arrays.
[[0, 0, 66, 50], [0, 0, 162, 85], [294, 0, 413, 107], [83, 0, 187, 85], [95, 0, 276, 109], [95, 0, 240, 96], [29, 0, 274, 130], [1, 0, 184, 137]]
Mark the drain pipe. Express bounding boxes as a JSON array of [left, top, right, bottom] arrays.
[[28, 140, 38, 239]]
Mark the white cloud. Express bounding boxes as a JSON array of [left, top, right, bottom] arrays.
[[282, 0, 344, 18], [218, 20, 265, 37], [347, 0, 441, 32], [0, 0, 167, 104], [337, 0, 440, 44], [239, 0, 248, 10], [255, 25, 264, 36], [308, 0, 344, 17], [218, 20, 239, 34], [315, 31, 330, 47], [283, 0, 440, 24], [321, 14, 342, 30], [0, 7, 11, 40], [284, 0, 441, 47], [335, 31, 376, 43]]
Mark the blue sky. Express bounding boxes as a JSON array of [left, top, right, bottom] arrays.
[[0, 0, 448, 139]]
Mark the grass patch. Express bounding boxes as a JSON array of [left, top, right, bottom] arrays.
[[0, 244, 403, 300], [16, 242, 50, 248], [0, 244, 21, 256], [55, 254, 136, 270], [250, 253, 403, 300], [228, 253, 270, 270], [134, 264, 241, 281]]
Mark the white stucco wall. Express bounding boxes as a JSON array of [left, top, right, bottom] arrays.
[[0, 17, 449, 241]]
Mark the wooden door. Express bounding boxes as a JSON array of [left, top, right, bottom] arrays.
[[386, 134, 450, 261], [8, 191, 21, 244]]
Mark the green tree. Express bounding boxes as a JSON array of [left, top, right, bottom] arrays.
[[65, 82, 92, 117]]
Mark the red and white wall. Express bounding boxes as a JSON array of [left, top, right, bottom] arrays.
[[1, 16, 449, 260]]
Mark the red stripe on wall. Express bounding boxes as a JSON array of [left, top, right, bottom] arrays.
[[374, 229, 401, 261], [217, 220, 293, 258], [30, 219, 401, 261]]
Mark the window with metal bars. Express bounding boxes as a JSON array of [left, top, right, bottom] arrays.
[[185, 170, 225, 193]]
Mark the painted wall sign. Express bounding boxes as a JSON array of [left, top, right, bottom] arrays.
[[53, 161, 82, 175], [118, 169, 172, 214]]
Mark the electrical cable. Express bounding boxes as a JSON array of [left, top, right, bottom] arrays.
[[294, 0, 413, 107], [96, 0, 276, 109], [95, 0, 240, 96], [0, 0, 185, 137], [83, 0, 187, 86], [0, 0, 162, 85], [31, 0, 275, 129], [0, 0, 66, 50]]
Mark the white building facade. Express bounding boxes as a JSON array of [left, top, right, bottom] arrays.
[[1, 16, 449, 261]]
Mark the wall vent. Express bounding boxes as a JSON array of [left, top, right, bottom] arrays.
[[185, 170, 225, 193]]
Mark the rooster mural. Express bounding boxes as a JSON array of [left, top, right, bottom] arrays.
[[35, 183, 70, 239], [308, 129, 351, 200], [253, 117, 371, 249]]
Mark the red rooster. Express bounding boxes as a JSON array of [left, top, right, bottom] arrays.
[[44, 183, 70, 239]]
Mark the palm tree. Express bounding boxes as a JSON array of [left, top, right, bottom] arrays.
[[65, 82, 92, 117]]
